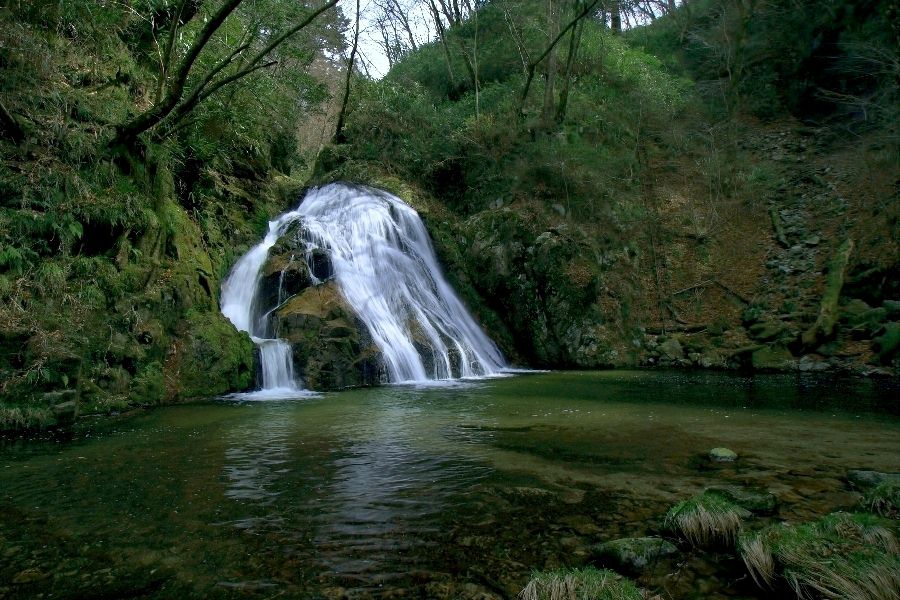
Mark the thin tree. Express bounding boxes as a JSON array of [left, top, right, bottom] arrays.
[[519, 0, 601, 117], [111, 0, 339, 147], [333, 0, 360, 144], [556, 1, 588, 123]]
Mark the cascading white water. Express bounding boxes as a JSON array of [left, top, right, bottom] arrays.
[[221, 218, 303, 395], [220, 182, 506, 392], [299, 184, 506, 382]]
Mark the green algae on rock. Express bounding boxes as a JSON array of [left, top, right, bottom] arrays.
[[518, 567, 643, 600], [592, 537, 678, 573]]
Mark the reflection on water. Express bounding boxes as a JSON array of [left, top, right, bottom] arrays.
[[224, 406, 293, 505], [0, 371, 897, 599]]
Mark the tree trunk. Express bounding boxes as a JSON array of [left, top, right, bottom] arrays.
[[112, 0, 245, 147], [428, 0, 457, 86], [800, 239, 854, 349], [555, 12, 585, 123], [333, 0, 361, 144], [611, 0, 622, 33], [540, 0, 560, 127], [518, 0, 600, 117]]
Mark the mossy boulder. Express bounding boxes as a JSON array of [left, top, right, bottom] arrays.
[[274, 282, 383, 390], [872, 322, 900, 364], [592, 537, 678, 573], [518, 567, 643, 600], [751, 345, 794, 370], [705, 485, 777, 515], [708, 447, 738, 462], [169, 311, 255, 399], [847, 469, 900, 490]]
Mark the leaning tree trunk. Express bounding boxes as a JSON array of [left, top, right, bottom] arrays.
[[333, 0, 360, 144]]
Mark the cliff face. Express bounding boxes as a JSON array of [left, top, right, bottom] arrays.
[[2, 2, 897, 430], [313, 120, 899, 379]]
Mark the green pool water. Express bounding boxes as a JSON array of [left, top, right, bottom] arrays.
[[0, 371, 897, 599]]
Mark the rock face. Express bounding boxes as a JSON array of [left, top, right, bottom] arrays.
[[257, 232, 384, 390]]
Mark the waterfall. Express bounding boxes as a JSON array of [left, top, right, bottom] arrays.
[[220, 182, 506, 392], [221, 217, 304, 395]]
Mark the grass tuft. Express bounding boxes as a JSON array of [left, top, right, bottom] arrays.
[[864, 480, 900, 518], [0, 404, 54, 431], [739, 512, 900, 600], [665, 491, 750, 546], [518, 567, 643, 600]]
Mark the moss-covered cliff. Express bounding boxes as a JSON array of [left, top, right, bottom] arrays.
[[2, 0, 897, 430]]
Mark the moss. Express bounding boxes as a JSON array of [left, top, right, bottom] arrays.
[[739, 512, 899, 599], [864, 480, 900, 518], [131, 361, 165, 405], [665, 490, 751, 546], [170, 311, 255, 399], [518, 567, 643, 600], [0, 404, 54, 432], [873, 322, 900, 364]]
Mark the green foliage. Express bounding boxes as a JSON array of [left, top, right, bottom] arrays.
[[630, 0, 899, 127], [0, 0, 343, 415]]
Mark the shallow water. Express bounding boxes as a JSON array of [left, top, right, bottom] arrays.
[[0, 371, 897, 599]]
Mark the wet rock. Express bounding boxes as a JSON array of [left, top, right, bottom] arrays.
[[797, 355, 830, 372], [558, 515, 601, 536], [873, 323, 900, 363], [709, 447, 737, 462], [847, 470, 900, 491], [751, 345, 794, 370], [705, 485, 777, 515], [12, 568, 45, 584], [658, 338, 684, 361], [272, 282, 383, 390], [592, 537, 678, 572]]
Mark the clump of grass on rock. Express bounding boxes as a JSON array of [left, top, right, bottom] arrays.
[[665, 490, 750, 546], [738, 512, 899, 599], [518, 567, 643, 600], [864, 480, 900, 518]]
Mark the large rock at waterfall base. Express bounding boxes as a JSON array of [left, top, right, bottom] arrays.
[[274, 282, 383, 390]]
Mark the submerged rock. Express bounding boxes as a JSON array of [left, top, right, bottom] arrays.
[[847, 469, 900, 490], [705, 485, 777, 515], [708, 447, 737, 462], [592, 537, 678, 572]]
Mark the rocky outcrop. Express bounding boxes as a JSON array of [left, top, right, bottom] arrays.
[[258, 234, 383, 390]]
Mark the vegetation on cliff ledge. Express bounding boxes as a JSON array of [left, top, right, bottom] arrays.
[[2, 0, 898, 429]]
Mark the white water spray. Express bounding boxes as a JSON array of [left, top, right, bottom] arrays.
[[220, 182, 506, 392]]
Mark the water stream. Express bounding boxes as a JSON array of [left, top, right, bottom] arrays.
[[1, 371, 897, 599], [220, 183, 505, 394]]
